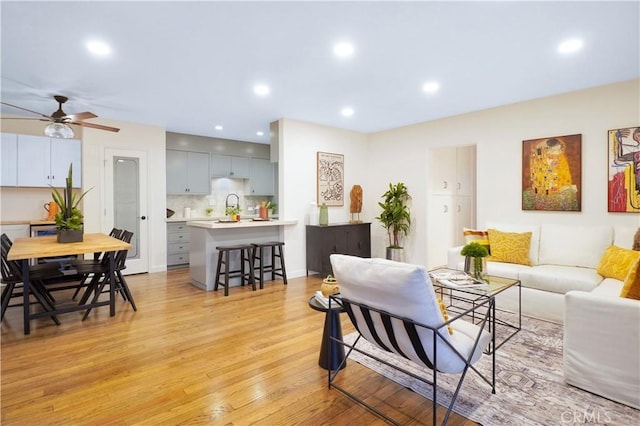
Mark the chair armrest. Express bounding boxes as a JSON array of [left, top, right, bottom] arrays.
[[447, 246, 464, 269]]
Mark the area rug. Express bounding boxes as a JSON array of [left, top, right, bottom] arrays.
[[342, 313, 640, 425]]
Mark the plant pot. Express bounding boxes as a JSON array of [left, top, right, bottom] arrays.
[[464, 256, 487, 280], [321, 278, 340, 297], [57, 229, 83, 243], [386, 247, 405, 262]]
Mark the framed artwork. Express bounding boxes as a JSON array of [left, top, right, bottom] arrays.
[[522, 134, 582, 211], [317, 152, 344, 206], [608, 126, 640, 213]]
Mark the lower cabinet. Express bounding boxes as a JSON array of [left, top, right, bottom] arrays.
[[167, 222, 190, 267], [306, 223, 371, 276]]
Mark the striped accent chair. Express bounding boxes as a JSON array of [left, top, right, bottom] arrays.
[[329, 254, 494, 425]]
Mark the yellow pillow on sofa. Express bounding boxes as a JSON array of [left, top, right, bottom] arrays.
[[487, 229, 532, 266], [597, 245, 640, 281], [620, 258, 640, 300]]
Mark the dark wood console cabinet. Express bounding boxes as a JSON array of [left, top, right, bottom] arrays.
[[306, 223, 371, 276]]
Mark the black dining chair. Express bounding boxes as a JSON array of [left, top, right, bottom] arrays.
[[70, 228, 122, 299]]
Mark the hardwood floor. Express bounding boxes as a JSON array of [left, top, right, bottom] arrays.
[[1, 269, 478, 425]]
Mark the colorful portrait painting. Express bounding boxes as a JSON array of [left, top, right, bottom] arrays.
[[317, 152, 344, 206], [608, 126, 640, 213], [522, 134, 582, 211]]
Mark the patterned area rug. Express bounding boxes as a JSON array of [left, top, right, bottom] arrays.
[[343, 313, 640, 425]]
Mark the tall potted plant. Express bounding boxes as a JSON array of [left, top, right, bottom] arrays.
[[375, 182, 411, 261], [51, 163, 91, 243]]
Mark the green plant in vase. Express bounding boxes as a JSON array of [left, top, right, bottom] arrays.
[[50, 164, 92, 242], [225, 206, 240, 221], [375, 182, 411, 261], [460, 242, 489, 280]]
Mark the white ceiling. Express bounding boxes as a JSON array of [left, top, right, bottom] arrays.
[[1, 1, 638, 144]]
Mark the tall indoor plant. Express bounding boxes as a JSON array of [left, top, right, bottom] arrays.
[[375, 182, 411, 261], [51, 163, 91, 243]]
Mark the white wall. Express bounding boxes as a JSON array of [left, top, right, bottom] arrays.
[[278, 119, 369, 277], [82, 118, 167, 273], [367, 79, 640, 267]]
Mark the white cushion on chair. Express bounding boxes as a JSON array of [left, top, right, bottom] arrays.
[[330, 254, 491, 373]]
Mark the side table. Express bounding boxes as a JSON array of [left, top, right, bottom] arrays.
[[308, 296, 346, 370]]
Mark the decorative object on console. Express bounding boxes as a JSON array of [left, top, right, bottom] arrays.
[[318, 203, 329, 226], [375, 182, 411, 262], [320, 274, 339, 297], [51, 163, 91, 243], [522, 134, 581, 212], [607, 126, 640, 213], [487, 228, 532, 266], [349, 184, 363, 223], [460, 241, 489, 281], [316, 152, 344, 206]]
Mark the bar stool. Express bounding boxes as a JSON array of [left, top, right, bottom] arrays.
[[251, 241, 287, 289], [214, 244, 256, 296]]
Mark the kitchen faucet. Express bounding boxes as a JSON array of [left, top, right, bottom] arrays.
[[225, 193, 240, 209]]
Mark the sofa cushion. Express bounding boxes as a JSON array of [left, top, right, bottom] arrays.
[[597, 245, 640, 280], [518, 265, 601, 294], [487, 229, 532, 266], [539, 224, 612, 269], [463, 228, 490, 254], [485, 222, 540, 265], [486, 261, 530, 280], [620, 258, 640, 300], [590, 278, 624, 297]]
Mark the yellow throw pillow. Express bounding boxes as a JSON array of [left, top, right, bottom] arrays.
[[487, 229, 532, 266], [463, 228, 490, 254], [620, 258, 640, 300], [597, 245, 640, 281], [437, 298, 454, 335]]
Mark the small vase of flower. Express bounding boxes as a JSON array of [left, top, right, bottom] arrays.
[[460, 242, 489, 281]]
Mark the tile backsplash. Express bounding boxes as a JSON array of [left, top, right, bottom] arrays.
[[167, 178, 274, 219]]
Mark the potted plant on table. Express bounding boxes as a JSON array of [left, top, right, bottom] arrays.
[[50, 164, 91, 243], [460, 241, 489, 281], [375, 182, 411, 262]]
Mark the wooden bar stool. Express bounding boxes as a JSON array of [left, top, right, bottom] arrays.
[[214, 244, 256, 296], [251, 241, 287, 289]]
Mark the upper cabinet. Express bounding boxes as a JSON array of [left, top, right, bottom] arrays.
[[427, 146, 475, 196], [166, 150, 210, 194], [249, 158, 275, 196], [3, 134, 82, 188], [210, 154, 249, 178], [1, 133, 18, 186]]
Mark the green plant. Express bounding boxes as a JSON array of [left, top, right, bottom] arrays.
[[205, 207, 214, 216], [50, 163, 92, 231], [225, 206, 240, 216], [460, 242, 489, 258], [324, 274, 336, 282], [375, 182, 411, 248]]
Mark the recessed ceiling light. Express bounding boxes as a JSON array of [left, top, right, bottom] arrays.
[[86, 40, 111, 56], [558, 38, 583, 54], [422, 81, 440, 93], [334, 42, 354, 57], [215, 125, 223, 131], [253, 84, 270, 96], [341, 107, 354, 117], [256, 131, 264, 136]]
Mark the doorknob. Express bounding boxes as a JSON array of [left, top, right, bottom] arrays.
[[138, 216, 147, 220]]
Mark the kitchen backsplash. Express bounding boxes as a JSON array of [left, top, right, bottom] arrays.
[[167, 177, 274, 219]]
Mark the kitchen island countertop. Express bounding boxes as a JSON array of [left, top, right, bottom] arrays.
[[187, 219, 296, 229]]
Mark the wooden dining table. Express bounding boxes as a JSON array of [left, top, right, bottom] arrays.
[[7, 232, 132, 334]]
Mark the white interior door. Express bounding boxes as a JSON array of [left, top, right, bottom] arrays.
[[104, 148, 149, 275]]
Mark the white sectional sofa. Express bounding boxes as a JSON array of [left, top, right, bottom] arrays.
[[448, 222, 640, 409]]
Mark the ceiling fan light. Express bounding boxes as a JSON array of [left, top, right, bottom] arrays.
[[44, 122, 74, 139]]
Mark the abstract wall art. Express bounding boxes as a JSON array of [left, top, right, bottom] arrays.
[[317, 152, 344, 206], [608, 126, 640, 213], [522, 134, 582, 211]]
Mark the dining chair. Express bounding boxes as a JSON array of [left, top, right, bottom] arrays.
[[70, 228, 122, 299]]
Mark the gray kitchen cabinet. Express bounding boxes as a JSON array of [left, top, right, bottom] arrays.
[[167, 222, 190, 267], [249, 158, 275, 195], [210, 154, 249, 178], [166, 150, 210, 194], [1, 133, 18, 186], [15, 134, 81, 188]]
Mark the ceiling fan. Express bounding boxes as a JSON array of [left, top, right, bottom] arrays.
[[1, 95, 120, 138]]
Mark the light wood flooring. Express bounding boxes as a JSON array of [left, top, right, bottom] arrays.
[[1, 269, 478, 425]]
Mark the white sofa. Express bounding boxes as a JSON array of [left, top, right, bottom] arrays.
[[448, 222, 640, 408]]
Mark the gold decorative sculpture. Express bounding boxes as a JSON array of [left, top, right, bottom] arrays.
[[349, 185, 363, 223]]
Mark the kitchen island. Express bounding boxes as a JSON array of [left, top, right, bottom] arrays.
[[188, 219, 297, 291]]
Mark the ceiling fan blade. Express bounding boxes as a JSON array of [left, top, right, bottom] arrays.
[[0, 101, 51, 119], [0, 117, 48, 121], [65, 111, 97, 121], [72, 121, 120, 133]]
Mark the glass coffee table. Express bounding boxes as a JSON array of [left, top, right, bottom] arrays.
[[429, 266, 521, 354]]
